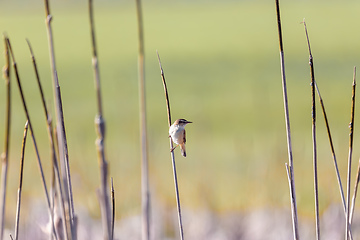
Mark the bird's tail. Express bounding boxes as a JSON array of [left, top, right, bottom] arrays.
[[180, 144, 186, 157]]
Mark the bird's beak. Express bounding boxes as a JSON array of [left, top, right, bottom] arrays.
[[186, 121, 192, 124]]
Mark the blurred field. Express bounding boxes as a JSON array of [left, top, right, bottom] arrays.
[[1, 0, 360, 228]]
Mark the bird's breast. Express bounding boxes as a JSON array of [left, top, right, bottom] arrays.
[[169, 125, 184, 145]]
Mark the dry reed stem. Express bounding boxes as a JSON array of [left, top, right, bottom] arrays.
[[157, 51, 184, 240], [44, 1, 76, 239], [6, 36, 58, 240], [350, 160, 360, 222], [27, 38, 55, 239], [111, 178, 115, 240], [314, 83, 346, 210], [302, 21, 320, 240], [14, 121, 29, 240], [26, 39, 70, 240], [50, 167, 55, 240], [88, 0, 112, 239], [350, 159, 360, 223], [0, 33, 11, 240], [89, 0, 103, 116], [346, 67, 356, 240], [135, 1, 151, 239], [314, 82, 353, 239], [350, 80, 360, 223], [275, 1, 299, 239]]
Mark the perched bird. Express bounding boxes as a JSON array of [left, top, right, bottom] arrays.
[[169, 119, 192, 157]]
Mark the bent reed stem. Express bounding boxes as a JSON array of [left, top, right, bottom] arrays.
[[157, 51, 185, 240]]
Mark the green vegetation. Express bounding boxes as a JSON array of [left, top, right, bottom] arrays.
[[1, 1, 360, 222]]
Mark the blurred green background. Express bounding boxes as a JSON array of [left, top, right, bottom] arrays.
[[1, 0, 360, 224]]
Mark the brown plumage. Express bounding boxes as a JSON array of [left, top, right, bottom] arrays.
[[179, 128, 186, 157]]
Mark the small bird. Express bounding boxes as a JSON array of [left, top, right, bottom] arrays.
[[169, 119, 192, 157]]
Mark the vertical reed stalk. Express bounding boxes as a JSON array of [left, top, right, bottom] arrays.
[[135, 1, 150, 239], [350, 161, 360, 221], [44, 1, 76, 239], [14, 121, 29, 240], [111, 178, 115, 240], [6, 36, 58, 240], [157, 51, 184, 240], [303, 21, 320, 240], [275, 1, 299, 239], [88, 0, 112, 239], [346, 67, 356, 240], [0, 34, 11, 240], [350, 161, 360, 223], [50, 161, 55, 240]]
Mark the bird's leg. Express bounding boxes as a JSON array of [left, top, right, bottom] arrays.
[[170, 144, 179, 152]]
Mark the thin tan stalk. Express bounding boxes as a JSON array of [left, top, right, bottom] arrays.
[[44, 1, 76, 239], [50, 164, 55, 240], [275, 1, 299, 239], [89, 0, 103, 116], [88, 0, 112, 239], [0, 33, 11, 240], [111, 178, 115, 240], [350, 161, 360, 221], [135, 1, 150, 239], [27, 38, 55, 240], [26, 39, 69, 240], [157, 51, 184, 240], [350, 161, 360, 223], [14, 121, 29, 240], [314, 82, 346, 209], [350, 72, 360, 222], [6, 36, 58, 240], [346, 67, 356, 240], [303, 21, 320, 240]]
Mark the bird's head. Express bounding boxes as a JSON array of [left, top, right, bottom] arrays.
[[175, 119, 192, 127]]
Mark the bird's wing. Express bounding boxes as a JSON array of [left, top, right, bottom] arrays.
[[183, 129, 186, 143]]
